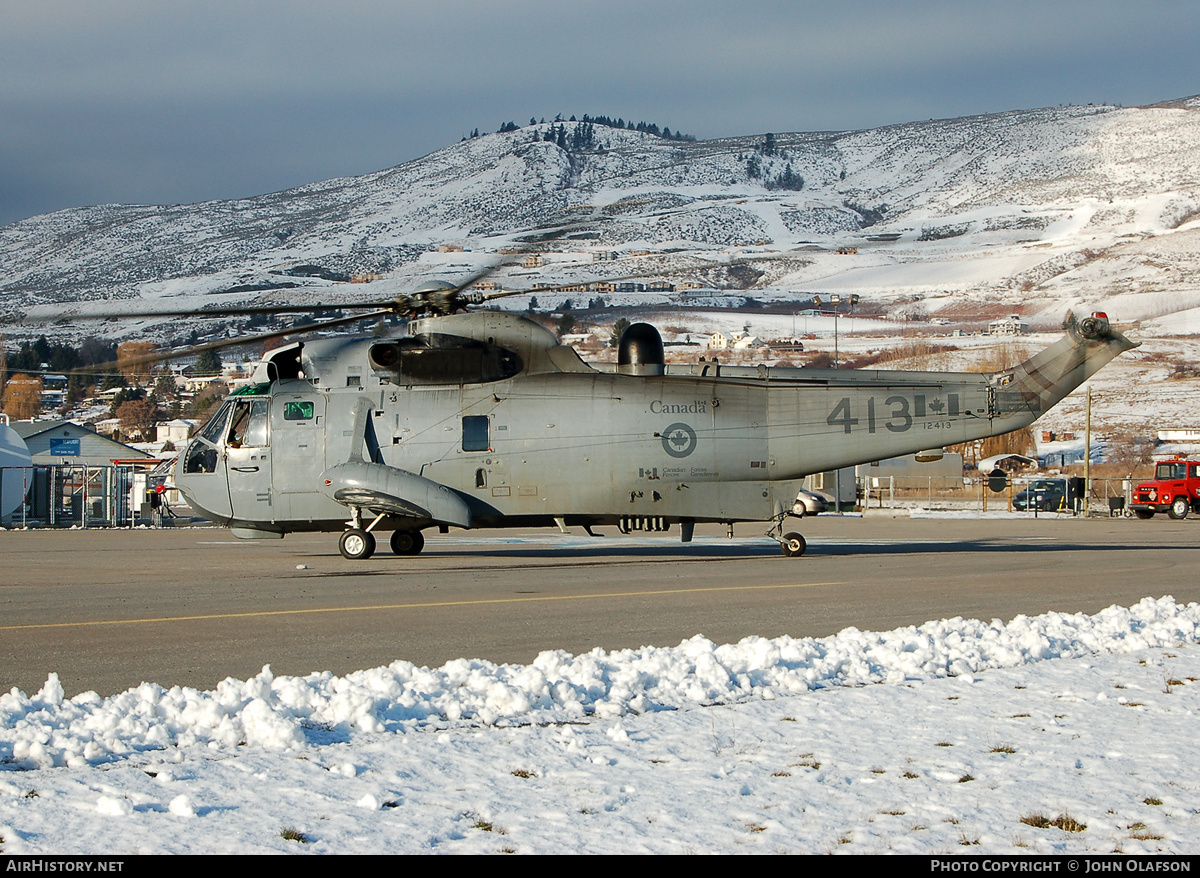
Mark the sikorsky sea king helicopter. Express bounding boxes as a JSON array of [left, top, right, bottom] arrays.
[[134, 273, 1133, 559], [23, 261, 1137, 559]]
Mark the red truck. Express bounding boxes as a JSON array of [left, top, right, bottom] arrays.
[[1130, 457, 1200, 519]]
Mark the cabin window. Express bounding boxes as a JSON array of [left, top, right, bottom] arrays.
[[227, 399, 270, 448], [284, 401, 314, 421], [475, 468, 487, 488], [462, 416, 490, 452]]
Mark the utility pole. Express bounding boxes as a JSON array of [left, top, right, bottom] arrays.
[[831, 294, 841, 368], [1084, 385, 1092, 517]]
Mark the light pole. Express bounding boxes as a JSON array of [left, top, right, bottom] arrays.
[[830, 294, 841, 368]]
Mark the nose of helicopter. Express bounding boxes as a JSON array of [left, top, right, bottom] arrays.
[[174, 440, 233, 524]]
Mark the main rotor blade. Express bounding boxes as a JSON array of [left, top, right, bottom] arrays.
[[10, 300, 398, 325], [80, 308, 394, 376], [472, 246, 818, 305]]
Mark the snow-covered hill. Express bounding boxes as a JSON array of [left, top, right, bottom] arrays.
[[3, 98, 1200, 332]]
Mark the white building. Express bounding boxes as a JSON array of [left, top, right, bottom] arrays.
[[156, 419, 197, 444], [987, 315, 1029, 335]]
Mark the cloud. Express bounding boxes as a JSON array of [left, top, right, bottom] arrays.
[[1, 1, 1198, 225]]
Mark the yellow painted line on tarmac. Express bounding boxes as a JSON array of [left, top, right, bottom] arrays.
[[1, 581, 843, 631]]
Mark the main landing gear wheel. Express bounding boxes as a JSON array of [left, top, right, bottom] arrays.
[[339, 528, 376, 560], [390, 530, 425, 556], [780, 532, 806, 557], [1169, 497, 1190, 520]]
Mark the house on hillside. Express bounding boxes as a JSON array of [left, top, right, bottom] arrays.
[[732, 333, 766, 350], [987, 315, 1029, 335]]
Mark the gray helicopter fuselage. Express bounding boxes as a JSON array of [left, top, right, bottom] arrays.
[[175, 311, 1136, 541]]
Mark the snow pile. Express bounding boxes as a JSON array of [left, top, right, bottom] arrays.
[[3, 597, 1197, 769]]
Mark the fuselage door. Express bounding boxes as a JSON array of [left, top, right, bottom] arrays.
[[271, 392, 327, 500], [224, 397, 272, 521]]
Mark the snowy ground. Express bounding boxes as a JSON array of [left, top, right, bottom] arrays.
[[2, 597, 1198, 854]]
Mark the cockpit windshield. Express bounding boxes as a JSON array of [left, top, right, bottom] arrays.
[[197, 401, 234, 445]]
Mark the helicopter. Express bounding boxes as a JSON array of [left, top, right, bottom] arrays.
[[144, 275, 1135, 559]]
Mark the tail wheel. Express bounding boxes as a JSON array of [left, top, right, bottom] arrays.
[[780, 532, 807, 557], [339, 528, 376, 560], [1169, 497, 1190, 520], [390, 529, 425, 556]]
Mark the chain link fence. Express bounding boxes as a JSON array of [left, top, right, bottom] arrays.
[[857, 474, 1141, 517], [1, 464, 189, 528]]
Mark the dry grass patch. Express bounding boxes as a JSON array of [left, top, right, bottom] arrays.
[[280, 827, 310, 843], [1021, 812, 1086, 833], [1051, 814, 1086, 833]]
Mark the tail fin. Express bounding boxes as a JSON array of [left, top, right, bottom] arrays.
[[990, 311, 1138, 427]]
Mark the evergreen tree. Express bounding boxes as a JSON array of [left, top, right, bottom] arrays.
[[610, 317, 631, 348], [194, 349, 222, 377]]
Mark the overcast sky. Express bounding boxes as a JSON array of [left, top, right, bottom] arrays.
[[2, 0, 1197, 227]]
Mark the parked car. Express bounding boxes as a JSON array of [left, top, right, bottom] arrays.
[[792, 488, 830, 516], [1012, 479, 1068, 511]]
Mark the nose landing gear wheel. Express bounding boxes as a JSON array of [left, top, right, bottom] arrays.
[[780, 532, 806, 557], [390, 529, 425, 555], [339, 528, 376, 560]]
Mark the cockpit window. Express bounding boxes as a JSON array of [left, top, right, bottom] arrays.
[[197, 401, 233, 445], [228, 399, 269, 448], [183, 438, 219, 474]]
